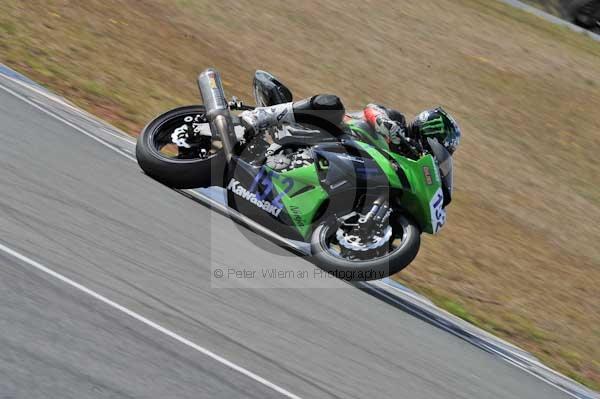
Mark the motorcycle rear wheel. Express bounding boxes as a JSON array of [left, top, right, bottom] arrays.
[[136, 105, 226, 188]]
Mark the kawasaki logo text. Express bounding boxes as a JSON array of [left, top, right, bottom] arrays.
[[227, 179, 283, 217]]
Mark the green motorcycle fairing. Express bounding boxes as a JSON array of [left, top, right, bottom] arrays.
[[266, 135, 447, 239], [354, 141, 446, 235], [348, 119, 447, 235], [270, 164, 328, 238]]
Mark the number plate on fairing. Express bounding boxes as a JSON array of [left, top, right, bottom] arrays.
[[429, 188, 446, 234]]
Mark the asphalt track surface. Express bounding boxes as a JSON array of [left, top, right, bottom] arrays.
[[0, 77, 572, 398]]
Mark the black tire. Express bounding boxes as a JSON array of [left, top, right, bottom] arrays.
[[310, 214, 421, 281], [136, 105, 226, 188]]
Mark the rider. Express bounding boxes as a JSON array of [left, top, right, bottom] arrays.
[[240, 94, 461, 157]]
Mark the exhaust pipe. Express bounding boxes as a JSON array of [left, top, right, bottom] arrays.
[[197, 68, 237, 161]]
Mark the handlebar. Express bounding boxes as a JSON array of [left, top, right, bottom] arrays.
[[228, 97, 255, 111]]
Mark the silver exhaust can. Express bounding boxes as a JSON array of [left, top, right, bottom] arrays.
[[197, 68, 237, 160]]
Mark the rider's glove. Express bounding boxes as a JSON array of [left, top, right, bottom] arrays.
[[374, 116, 407, 145]]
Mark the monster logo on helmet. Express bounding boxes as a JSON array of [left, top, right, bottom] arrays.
[[412, 107, 461, 154], [420, 117, 446, 136]]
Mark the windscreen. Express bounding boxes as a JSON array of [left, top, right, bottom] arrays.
[[427, 138, 454, 205]]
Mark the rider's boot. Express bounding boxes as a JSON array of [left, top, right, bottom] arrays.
[[240, 103, 295, 136], [240, 94, 346, 136]]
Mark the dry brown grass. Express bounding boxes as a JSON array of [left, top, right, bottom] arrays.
[[1, 0, 599, 389]]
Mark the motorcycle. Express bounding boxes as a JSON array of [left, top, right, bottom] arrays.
[[136, 68, 454, 281]]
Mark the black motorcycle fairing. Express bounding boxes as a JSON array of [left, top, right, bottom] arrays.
[[313, 140, 395, 216], [427, 138, 453, 206], [314, 141, 392, 190]]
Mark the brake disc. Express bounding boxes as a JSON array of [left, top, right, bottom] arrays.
[[336, 225, 393, 252]]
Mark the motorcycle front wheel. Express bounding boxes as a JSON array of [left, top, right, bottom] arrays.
[[310, 214, 421, 281], [136, 105, 226, 189]]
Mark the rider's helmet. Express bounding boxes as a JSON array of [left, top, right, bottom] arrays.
[[411, 107, 461, 154]]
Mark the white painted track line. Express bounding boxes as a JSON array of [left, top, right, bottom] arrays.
[[0, 242, 302, 399], [0, 75, 302, 398]]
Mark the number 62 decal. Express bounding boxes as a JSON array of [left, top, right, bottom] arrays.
[[429, 188, 446, 234], [249, 167, 294, 208]]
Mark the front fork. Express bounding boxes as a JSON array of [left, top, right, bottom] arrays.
[[359, 196, 391, 232], [337, 195, 391, 240]]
